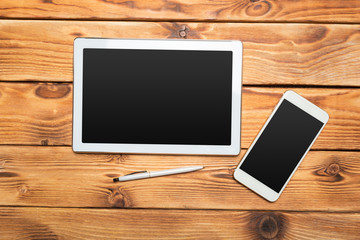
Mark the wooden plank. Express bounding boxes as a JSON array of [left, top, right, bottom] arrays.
[[1, 20, 360, 86], [241, 88, 360, 150], [0, 82, 72, 146], [0, 207, 359, 239], [0, 82, 359, 150], [0, 146, 359, 211], [0, 0, 360, 23]]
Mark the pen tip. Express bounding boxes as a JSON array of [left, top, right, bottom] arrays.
[[113, 178, 119, 182]]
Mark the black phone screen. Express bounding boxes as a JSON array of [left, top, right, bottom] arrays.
[[239, 99, 324, 193]]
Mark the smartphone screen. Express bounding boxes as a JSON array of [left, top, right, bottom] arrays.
[[239, 99, 324, 193]]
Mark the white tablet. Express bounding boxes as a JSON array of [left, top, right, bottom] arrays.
[[234, 90, 329, 201], [73, 38, 243, 155]]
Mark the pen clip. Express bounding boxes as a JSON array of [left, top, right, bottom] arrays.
[[125, 170, 148, 176]]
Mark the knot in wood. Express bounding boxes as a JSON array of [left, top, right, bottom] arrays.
[[179, 30, 187, 38], [106, 154, 125, 164], [35, 83, 71, 99], [246, 0, 271, 17], [258, 215, 279, 239], [326, 163, 341, 176], [248, 212, 286, 239], [178, 25, 189, 38], [18, 184, 28, 195], [108, 188, 130, 207], [41, 139, 49, 146]]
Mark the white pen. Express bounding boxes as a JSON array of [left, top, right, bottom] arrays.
[[113, 166, 204, 182]]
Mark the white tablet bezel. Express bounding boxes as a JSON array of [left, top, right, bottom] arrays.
[[73, 38, 243, 155], [233, 90, 329, 201]]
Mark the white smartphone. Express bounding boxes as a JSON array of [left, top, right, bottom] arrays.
[[234, 90, 329, 202]]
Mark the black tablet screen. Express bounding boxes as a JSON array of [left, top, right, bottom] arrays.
[[82, 49, 232, 145]]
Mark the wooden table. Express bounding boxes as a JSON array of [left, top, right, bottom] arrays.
[[0, 1, 360, 239]]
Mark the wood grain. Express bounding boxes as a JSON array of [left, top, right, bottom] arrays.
[[0, 146, 359, 211], [0, 82, 359, 150], [1, 20, 360, 86], [0, 1, 358, 238], [0, 0, 360, 23], [0, 207, 359, 239], [0, 82, 72, 146], [241, 88, 360, 150]]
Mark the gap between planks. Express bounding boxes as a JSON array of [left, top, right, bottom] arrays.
[[0, 205, 359, 214], [0, 80, 360, 89], [1, 144, 360, 153], [1, 17, 360, 25]]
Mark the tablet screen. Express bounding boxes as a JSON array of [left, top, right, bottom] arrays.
[[82, 49, 233, 145]]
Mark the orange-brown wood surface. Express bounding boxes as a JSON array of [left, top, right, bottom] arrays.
[[0, 1, 360, 239], [0, 83, 359, 149], [1, 21, 360, 86], [0, 146, 359, 212], [0, 208, 359, 240], [1, 0, 360, 23]]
